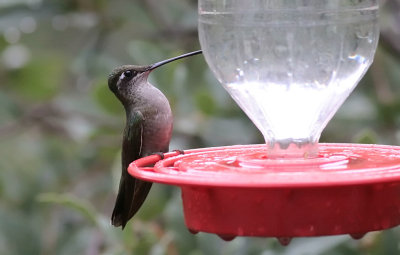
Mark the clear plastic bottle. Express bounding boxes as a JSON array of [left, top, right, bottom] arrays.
[[199, 0, 379, 158]]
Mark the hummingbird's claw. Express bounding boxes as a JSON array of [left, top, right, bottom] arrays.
[[151, 150, 184, 161], [152, 152, 165, 160], [173, 149, 185, 155]]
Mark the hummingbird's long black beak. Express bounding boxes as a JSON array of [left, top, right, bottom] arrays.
[[147, 50, 202, 71]]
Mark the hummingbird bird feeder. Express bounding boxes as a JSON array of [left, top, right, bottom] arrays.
[[128, 0, 399, 244], [129, 143, 400, 243]]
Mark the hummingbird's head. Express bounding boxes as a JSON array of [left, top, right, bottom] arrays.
[[108, 50, 202, 106], [108, 65, 150, 105]]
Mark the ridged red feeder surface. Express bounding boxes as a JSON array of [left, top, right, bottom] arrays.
[[128, 143, 400, 239]]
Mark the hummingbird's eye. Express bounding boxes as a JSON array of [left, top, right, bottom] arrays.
[[124, 70, 133, 78], [119, 70, 137, 81]]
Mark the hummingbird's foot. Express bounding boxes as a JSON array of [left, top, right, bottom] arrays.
[[151, 150, 184, 160], [173, 149, 185, 155], [152, 152, 165, 160]]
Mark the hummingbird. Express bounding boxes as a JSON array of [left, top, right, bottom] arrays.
[[108, 50, 202, 228]]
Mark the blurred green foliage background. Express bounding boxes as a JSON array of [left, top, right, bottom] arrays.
[[1, 0, 400, 254]]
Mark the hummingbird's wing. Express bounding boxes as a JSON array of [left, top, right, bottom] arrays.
[[111, 110, 151, 228]]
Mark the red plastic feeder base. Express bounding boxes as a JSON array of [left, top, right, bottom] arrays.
[[128, 143, 400, 239]]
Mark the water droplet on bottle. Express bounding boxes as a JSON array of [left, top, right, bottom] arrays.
[[357, 30, 374, 43], [348, 54, 366, 64], [235, 68, 244, 79], [356, 30, 371, 39]]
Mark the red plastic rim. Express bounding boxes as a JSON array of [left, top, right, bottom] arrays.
[[129, 143, 400, 187]]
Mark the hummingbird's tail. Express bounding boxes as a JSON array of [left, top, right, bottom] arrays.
[[111, 174, 152, 229]]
